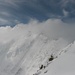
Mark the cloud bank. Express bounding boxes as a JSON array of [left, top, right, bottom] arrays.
[[0, 19, 75, 44]]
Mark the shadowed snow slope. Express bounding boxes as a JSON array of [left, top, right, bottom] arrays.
[[0, 25, 75, 75]]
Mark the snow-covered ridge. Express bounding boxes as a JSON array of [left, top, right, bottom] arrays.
[[40, 41, 75, 75]]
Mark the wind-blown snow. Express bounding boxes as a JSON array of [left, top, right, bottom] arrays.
[[0, 21, 75, 75]]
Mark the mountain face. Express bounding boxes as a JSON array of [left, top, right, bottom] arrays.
[[40, 42, 75, 75], [0, 28, 75, 75]]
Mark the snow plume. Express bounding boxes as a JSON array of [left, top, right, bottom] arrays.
[[0, 18, 75, 44], [0, 19, 75, 75]]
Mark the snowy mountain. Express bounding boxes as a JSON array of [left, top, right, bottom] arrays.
[[0, 25, 75, 75], [40, 42, 75, 75]]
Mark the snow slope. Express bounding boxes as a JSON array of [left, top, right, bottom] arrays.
[[0, 25, 75, 75], [40, 42, 75, 75]]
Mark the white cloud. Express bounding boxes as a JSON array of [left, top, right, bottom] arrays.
[[0, 18, 75, 44], [25, 19, 75, 42]]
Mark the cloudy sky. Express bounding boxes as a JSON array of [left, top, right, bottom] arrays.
[[0, 0, 75, 26], [0, 0, 75, 43]]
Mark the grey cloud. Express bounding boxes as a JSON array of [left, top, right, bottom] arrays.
[[0, 18, 11, 25]]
